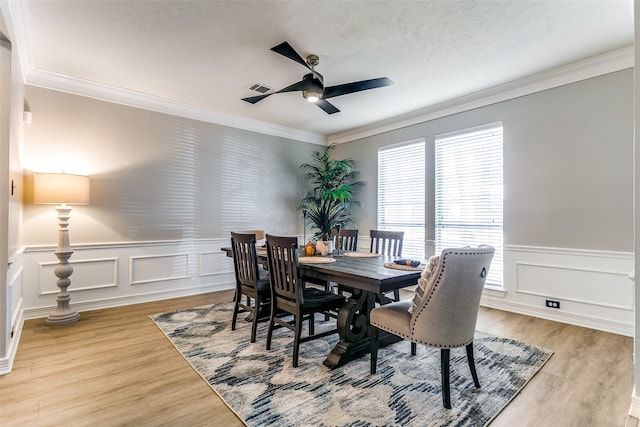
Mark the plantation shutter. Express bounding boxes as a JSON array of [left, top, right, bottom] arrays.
[[377, 139, 426, 258], [435, 123, 503, 288]]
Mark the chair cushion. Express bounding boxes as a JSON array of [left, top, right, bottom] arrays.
[[256, 277, 271, 292], [301, 287, 345, 310], [370, 301, 413, 339], [409, 255, 440, 314]]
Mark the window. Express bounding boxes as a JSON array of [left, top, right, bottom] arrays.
[[378, 139, 426, 258], [435, 123, 503, 288]]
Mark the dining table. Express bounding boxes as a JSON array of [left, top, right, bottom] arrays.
[[222, 246, 423, 369]]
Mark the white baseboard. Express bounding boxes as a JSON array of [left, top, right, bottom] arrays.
[[628, 394, 640, 420], [484, 245, 635, 337], [23, 282, 234, 320], [0, 304, 24, 375], [481, 292, 633, 337]]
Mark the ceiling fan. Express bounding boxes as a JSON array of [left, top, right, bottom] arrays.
[[242, 41, 393, 114]]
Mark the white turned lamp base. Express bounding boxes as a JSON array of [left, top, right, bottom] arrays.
[[45, 205, 80, 326], [45, 307, 80, 326]]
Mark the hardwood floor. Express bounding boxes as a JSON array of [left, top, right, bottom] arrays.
[[0, 290, 633, 426]]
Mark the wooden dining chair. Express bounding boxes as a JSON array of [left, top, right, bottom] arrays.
[[370, 246, 495, 408], [331, 228, 359, 252], [370, 229, 405, 300], [230, 232, 271, 343], [235, 229, 266, 245], [265, 234, 345, 367], [370, 229, 404, 256]]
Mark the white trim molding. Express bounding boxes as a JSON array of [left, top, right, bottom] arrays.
[[2, 0, 327, 146], [4, 0, 632, 147], [22, 283, 230, 320], [1, 253, 25, 375], [26, 69, 328, 146], [0, 304, 23, 375], [329, 46, 633, 144], [21, 238, 236, 320], [628, 394, 640, 421], [481, 244, 634, 336]]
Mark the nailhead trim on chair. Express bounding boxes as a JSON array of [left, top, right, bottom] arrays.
[[408, 247, 494, 348]]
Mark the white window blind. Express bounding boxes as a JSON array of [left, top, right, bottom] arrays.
[[378, 139, 425, 258], [435, 123, 503, 288]]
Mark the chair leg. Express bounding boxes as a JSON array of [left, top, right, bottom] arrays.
[[250, 295, 259, 343], [370, 327, 379, 374], [293, 315, 303, 368], [410, 342, 416, 356], [308, 312, 315, 336], [441, 348, 451, 409], [324, 281, 331, 320], [466, 342, 481, 388], [231, 290, 241, 331], [266, 302, 275, 351]]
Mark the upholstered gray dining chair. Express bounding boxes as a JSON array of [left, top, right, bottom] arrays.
[[230, 232, 270, 343], [265, 234, 345, 367], [369, 245, 495, 409]]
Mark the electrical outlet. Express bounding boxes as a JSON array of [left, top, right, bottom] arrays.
[[545, 299, 560, 309]]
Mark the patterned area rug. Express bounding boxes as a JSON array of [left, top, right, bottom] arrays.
[[151, 303, 552, 427]]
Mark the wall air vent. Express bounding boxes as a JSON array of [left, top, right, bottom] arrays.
[[249, 83, 271, 93]]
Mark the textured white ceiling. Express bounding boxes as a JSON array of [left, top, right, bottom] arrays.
[[19, 0, 635, 138]]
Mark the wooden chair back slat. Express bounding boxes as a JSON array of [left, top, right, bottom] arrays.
[[370, 229, 404, 256]]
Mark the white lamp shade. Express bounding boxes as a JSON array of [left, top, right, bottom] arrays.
[[34, 173, 90, 205]]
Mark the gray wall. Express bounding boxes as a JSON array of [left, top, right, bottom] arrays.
[[334, 69, 634, 253], [22, 86, 318, 245]]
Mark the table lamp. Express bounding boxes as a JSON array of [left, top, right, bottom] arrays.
[[34, 172, 90, 325]]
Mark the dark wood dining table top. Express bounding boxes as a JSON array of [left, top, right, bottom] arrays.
[[297, 253, 422, 294], [224, 246, 421, 293]]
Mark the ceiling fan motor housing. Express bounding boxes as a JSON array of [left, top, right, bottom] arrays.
[[302, 73, 323, 102], [306, 54, 319, 67]]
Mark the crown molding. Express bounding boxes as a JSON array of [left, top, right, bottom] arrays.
[[25, 68, 327, 145], [2, 0, 324, 145], [5, 0, 631, 147], [328, 46, 634, 145]]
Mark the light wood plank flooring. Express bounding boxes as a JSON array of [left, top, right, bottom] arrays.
[[0, 290, 633, 426]]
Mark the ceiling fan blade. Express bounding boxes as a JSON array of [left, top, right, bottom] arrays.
[[276, 80, 306, 93], [242, 93, 272, 104], [322, 77, 393, 99], [242, 80, 308, 104], [316, 99, 340, 114], [271, 41, 311, 70], [271, 41, 324, 84]]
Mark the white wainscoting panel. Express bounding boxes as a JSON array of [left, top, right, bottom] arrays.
[[199, 250, 234, 277], [2, 250, 25, 375], [19, 241, 635, 338], [130, 253, 190, 285], [515, 262, 633, 310], [21, 239, 236, 319], [481, 245, 634, 336], [39, 257, 118, 294]]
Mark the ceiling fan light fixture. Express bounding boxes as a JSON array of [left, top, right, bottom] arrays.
[[303, 90, 322, 103], [302, 73, 323, 103]]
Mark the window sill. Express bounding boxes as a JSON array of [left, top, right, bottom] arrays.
[[482, 286, 506, 298]]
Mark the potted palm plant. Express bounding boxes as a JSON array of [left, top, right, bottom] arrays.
[[299, 144, 365, 243]]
